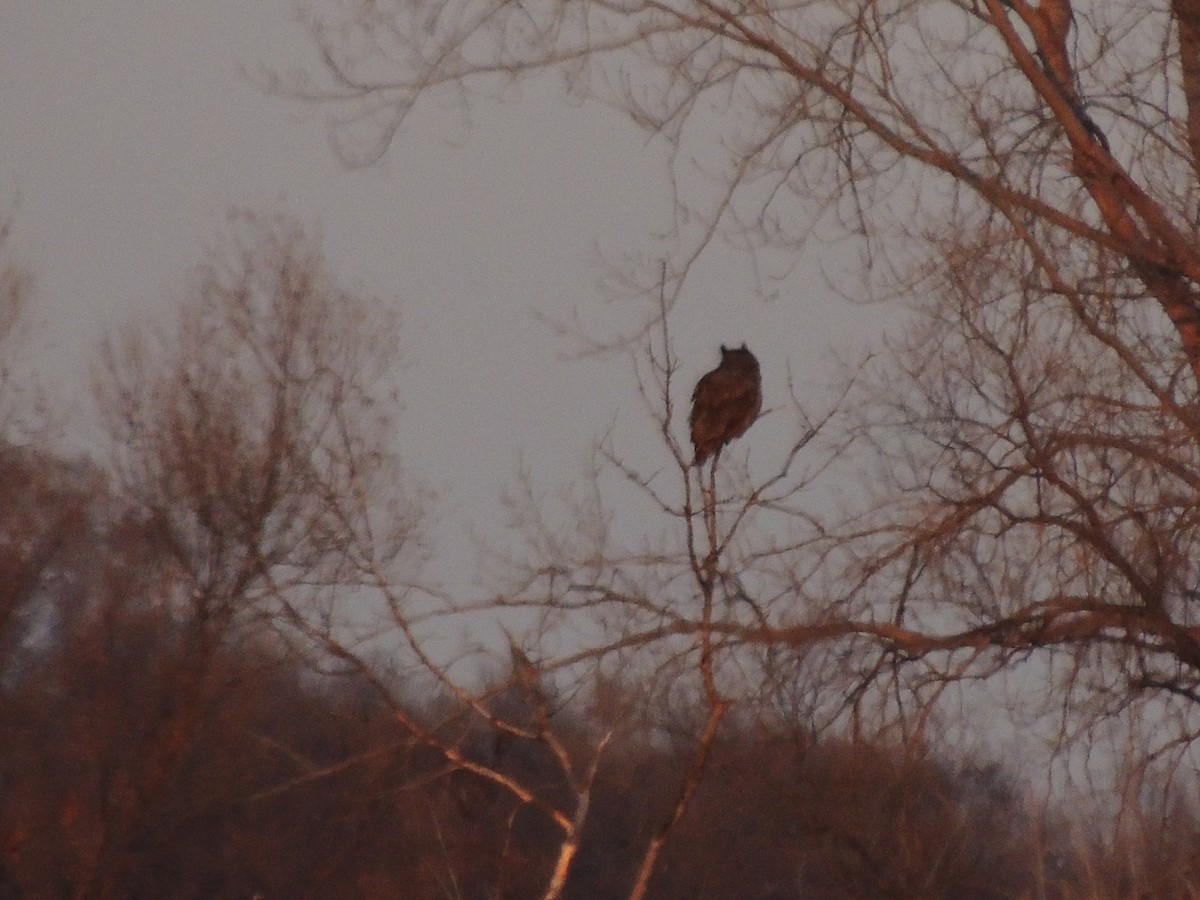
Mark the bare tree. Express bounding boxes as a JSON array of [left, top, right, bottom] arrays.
[[283, 0, 1200, 755], [288, 1, 1200, 364], [826, 225, 1200, 769], [250, 1, 1200, 882], [61, 209, 420, 900], [95, 209, 645, 900]]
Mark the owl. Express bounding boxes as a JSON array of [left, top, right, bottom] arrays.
[[689, 344, 762, 466]]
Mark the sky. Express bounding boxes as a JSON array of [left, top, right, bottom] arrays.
[[0, 0, 870, 595]]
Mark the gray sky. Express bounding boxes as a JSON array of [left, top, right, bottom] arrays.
[[1, 0, 866, 592]]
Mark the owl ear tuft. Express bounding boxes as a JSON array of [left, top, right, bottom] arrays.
[[719, 343, 729, 355]]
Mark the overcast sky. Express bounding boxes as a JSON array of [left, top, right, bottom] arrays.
[[1, 0, 873, 593]]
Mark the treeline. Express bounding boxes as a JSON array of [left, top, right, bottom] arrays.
[[0, 446, 1197, 898], [4, 211, 1200, 898]]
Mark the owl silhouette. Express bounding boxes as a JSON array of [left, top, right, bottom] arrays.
[[689, 344, 762, 466]]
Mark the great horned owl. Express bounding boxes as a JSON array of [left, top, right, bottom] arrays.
[[689, 344, 762, 466]]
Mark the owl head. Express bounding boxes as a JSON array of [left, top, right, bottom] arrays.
[[719, 343, 758, 372]]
